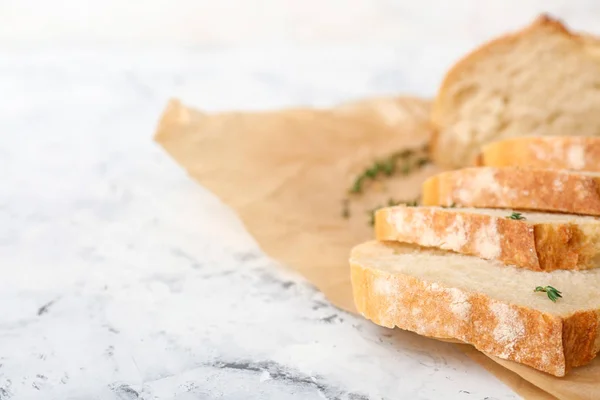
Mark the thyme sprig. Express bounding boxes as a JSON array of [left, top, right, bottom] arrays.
[[534, 286, 562, 302], [442, 202, 457, 208], [349, 146, 430, 195], [507, 212, 526, 220]]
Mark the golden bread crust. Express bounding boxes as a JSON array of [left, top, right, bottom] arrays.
[[422, 167, 600, 215], [477, 136, 600, 171], [375, 206, 600, 271], [350, 241, 600, 377]]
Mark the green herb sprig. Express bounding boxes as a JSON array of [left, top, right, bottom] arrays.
[[534, 286, 562, 302], [441, 203, 457, 208], [344, 144, 429, 223], [349, 146, 430, 195], [507, 212, 526, 220]]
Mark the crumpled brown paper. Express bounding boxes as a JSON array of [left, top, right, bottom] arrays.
[[154, 98, 598, 400], [154, 97, 435, 311]]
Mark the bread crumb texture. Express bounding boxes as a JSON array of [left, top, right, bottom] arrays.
[[350, 241, 600, 376], [431, 15, 600, 168]]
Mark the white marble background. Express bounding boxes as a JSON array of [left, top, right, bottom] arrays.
[[2, 0, 600, 47], [2, 2, 598, 399]]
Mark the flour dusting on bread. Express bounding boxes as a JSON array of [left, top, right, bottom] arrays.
[[474, 221, 501, 260], [441, 214, 468, 250], [553, 177, 565, 192], [374, 276, 397, 296], [455, 168, 501, 203], [448, 288, 471, 320], [490, 302, 525, 358], [567, 144, 586, 170]]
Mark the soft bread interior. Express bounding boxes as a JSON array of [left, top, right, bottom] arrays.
[[432, 19, 600, 168], [351, 241, 600, 316]]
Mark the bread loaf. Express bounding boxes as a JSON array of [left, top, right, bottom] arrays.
[[375, 206, 600, 271], [350, 240, 600, 377], [422, 167, 600, 215], [476, 136, 600, 171], [431, 15, 600, 168]]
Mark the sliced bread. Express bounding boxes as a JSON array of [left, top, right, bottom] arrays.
[[476, 136, 600, 171], [350, 240, 600, 377], [422, 167, 600, 215], [430, 15, 600, 168], [375, 206, 600, 271]]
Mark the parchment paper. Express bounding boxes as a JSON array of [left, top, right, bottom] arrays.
[[154, 98, 598, 400]]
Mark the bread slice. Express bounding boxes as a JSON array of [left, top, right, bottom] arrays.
[[430, 15, 600, 168], [422, 167, 600, 216], [476, 136, 600, 171], [375, 206, 600, 271], [350, 240, 600, 377]]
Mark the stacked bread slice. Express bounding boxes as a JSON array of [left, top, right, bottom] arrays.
[[350, 136, 600, 377], [475, 136, 600, 171]]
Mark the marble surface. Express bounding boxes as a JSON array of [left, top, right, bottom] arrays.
[[2, 0, 600, 47], [0, 46, 527, 400], [8, 6, 600, 397]]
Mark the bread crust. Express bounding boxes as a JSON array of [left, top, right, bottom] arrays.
[[476, 136, 600, 171], [430, 15, 592, 168], [422, 167, 600, 216], [375, 206, 600, 271], [350, 240, 600, 377]]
